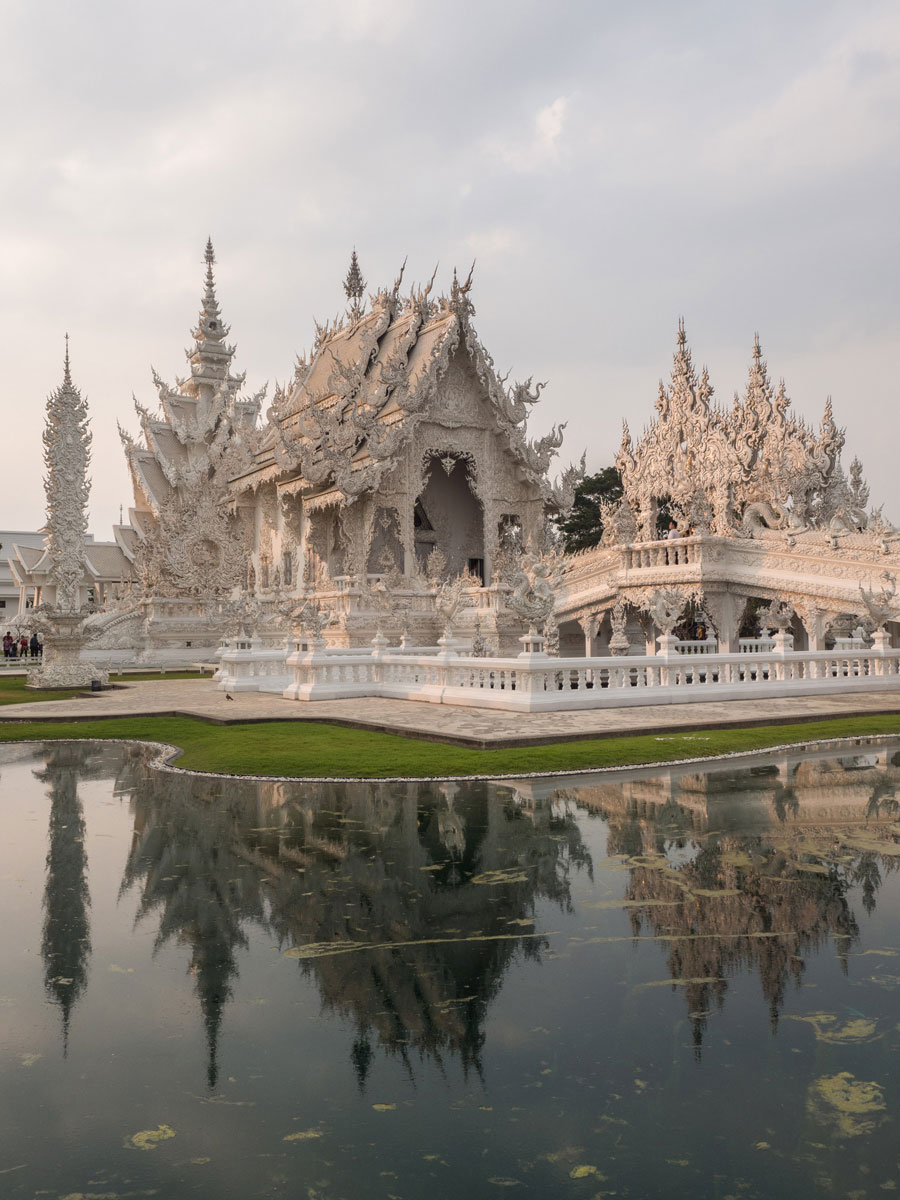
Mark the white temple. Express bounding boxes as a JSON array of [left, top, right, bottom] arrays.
[[10, 243, 900, 708], [227, 252, 581, 652]]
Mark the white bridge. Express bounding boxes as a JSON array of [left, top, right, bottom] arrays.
[[554, 533, 900, 656]]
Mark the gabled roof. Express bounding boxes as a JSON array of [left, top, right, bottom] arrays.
[[234, 265, 574, 504]]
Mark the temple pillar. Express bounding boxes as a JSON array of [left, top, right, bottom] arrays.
[[703, 590, 746, 654], [799, 606, 828, 652], [482, 497, 498, 588], [578, 612, 597, 657], [637, 612, 656, 655]]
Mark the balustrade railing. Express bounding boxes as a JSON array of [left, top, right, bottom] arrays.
[[620, 536, 702, 570], [738, 637, 775, 653], [674, 638, 718, 655], [218, 635, 900, 713]]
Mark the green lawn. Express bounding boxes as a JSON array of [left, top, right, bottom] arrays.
[[0, 670, 208, 706], [1, 712, 899, 778]]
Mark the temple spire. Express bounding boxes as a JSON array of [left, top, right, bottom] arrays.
[[187, 237, 235, 387], [743, 332, 775, 422], [43, 345, 91, 611], [343, 249, 366, 322]]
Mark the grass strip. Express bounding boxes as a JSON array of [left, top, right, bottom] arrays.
[[1, 712, 900, 779]]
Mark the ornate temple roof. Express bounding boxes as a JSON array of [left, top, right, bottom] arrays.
[[232, 259, 581, 510], [119, 240, 264, 519], [611, 322, 876, 542]]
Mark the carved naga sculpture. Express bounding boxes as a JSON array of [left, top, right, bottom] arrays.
[[508, 554, 557, 634], [646, 588, 686, 637], [859, 573, 897, 632]]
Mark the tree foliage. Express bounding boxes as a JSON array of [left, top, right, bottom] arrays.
[[556, 467, 623, 553]]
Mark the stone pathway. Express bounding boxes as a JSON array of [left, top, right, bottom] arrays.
[[4, 678, 900, 748]]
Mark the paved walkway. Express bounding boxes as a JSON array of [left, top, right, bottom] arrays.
[[4, 678, 900, 748]]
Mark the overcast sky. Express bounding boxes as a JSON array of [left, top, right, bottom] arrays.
[[2, 0, 898, 537]]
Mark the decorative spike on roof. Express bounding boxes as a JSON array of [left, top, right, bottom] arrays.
[[343, 249, 366, 323], [449, 262, 476, 317]]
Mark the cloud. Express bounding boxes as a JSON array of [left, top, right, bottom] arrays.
[[2, 1, 899, 536], [706, 12, 900, 180], [488, 96, 570, 172], [464, 227, 525, 258]]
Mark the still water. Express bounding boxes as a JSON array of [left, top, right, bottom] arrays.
[[3, 739, 900, 1199]]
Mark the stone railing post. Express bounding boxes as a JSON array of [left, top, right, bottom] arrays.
[[871, 628, 890, 676], [772, 630, 794, 680], [657, 632, 680, 686]]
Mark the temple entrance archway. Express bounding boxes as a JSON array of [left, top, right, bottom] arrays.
[[415, 455, 484, 581]]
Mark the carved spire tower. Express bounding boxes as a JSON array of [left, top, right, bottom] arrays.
[[43, 337, 91, 612]]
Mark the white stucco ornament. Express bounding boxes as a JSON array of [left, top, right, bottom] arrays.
[[508, 554, 556, 633], [28, 344, 108, 688]]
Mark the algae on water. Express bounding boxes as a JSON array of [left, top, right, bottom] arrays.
[[806, 1073, 886, 1138]]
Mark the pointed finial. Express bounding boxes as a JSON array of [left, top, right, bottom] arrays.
[[343, 248, 366, 303], [392, 255, 408, 295], [63, 332, 72, 385], [205, 237, 215, 268], [753, 331, 762, 360], [450, 261, 476, 314], [119, 503, 123, 524], [677, 316, 686, 347]]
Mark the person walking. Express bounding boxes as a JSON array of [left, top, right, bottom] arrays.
[[29, 633, 40, 659]]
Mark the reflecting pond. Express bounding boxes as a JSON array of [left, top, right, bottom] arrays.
[[3, 739, 900, 1198]]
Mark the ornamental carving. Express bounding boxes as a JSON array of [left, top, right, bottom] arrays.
[[507, 554, 557, 632], [614, 323, 868, 543], [43, 348, 92, 613]]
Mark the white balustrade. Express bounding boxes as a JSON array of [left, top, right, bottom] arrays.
[[216, 631, 900, 713], [675, 638, 718, 655], [738, 637, 775, 653], [621, 536, 701, 571]]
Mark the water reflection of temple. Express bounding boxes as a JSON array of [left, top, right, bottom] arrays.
[[35, 743, 121, 1053], [513, 745, 900, 1052], [114, 752, 591, 1087]]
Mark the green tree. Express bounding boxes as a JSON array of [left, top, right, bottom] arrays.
[[556, 467, 623, 552]]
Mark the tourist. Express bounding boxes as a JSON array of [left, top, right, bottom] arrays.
[[29, 633, 40, 658], [666, 521, 682, 564], [2, 632, 10, 658], [18, 635, 28, 659]]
